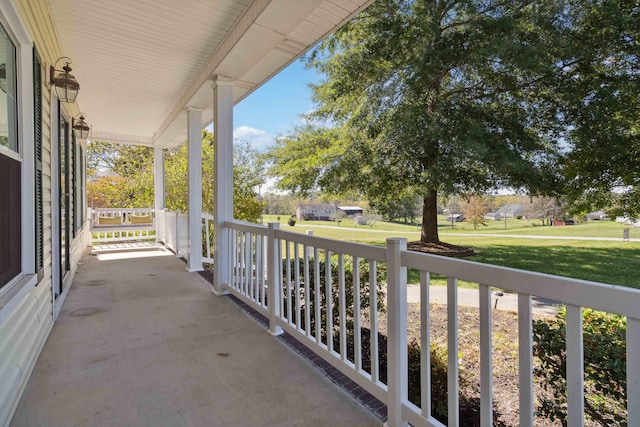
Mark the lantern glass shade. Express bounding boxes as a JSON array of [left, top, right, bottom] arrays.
[[73, 116, 90, 139], [52, 65, 79, 103]]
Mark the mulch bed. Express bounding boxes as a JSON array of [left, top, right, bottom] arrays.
[[408, 241, 475, 257]]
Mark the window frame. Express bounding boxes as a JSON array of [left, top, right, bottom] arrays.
[[0, 2, 37, 304]]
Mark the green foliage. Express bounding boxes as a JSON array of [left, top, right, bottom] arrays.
[[406, 337, 450, 420], [557, 0, 639, 217], [282, 254, 386, 334], [287, 217, 296, 226], [462, 195, 490, 230], [87, 132, 265, 222], [268, 0, 603, 243], [533, 308, 627, 426]]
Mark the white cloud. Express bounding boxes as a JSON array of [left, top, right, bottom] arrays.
[[233, 126, 275, 150]]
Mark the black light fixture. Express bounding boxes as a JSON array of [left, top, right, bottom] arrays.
[[0, 63, 5, 92], [50, 57, 79, 102], [72, 113, 90, 140]]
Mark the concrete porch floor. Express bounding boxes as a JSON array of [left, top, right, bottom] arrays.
[[11, 248, 380, 427]]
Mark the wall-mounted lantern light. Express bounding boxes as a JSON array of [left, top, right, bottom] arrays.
[[50, 57, 79, 102], [72, 113, 90, 140]]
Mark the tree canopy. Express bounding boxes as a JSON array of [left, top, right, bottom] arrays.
[[266, 0, 637, 242], [87, 130, 265, 222], [557, 0, 639, 217]]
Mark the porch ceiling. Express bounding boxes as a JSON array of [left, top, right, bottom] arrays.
[[48, 0, 372, 147]]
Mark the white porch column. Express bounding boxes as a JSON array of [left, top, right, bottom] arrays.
[[153, 145, 165, 243], [153, 146, 165, 210], [213, 76, 234, 295], [187, 107, 203, 272]]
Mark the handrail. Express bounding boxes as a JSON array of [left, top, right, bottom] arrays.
[[218, 220, 640, 427], [402, 249, 640, 318]]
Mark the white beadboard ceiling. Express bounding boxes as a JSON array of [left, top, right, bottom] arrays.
[[48, 0, 373, 147]]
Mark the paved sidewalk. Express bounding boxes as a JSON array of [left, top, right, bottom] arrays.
[[407, 284, 560, 316]]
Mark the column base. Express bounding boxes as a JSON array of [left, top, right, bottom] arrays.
[[268, 326, 284, 337], [211, 286, 229, 296]]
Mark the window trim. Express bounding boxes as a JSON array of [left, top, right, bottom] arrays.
[[0, 1, 37, 302]]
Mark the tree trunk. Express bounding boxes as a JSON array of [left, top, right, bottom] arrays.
[[421, 189, 439, 243]]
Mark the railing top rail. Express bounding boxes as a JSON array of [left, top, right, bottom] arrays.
[[402, 249, 640, 319], [224, 219, 268, 236], [91, 207, 154, 212], [276, 228, 387, 262], [202, 213, 214, 220]]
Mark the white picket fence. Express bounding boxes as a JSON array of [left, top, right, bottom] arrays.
[[218, 220, 640, 427]]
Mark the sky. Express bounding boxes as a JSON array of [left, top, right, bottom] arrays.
[[232, 59, 322, 151]]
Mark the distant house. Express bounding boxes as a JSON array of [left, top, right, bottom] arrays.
[[446, 213, 465, 222], [484, 212, 502, 221], [337, 206, 363, 217], [296, 204, 337, 221], [585, 211, 609, 221], [497, 204, 524, 218]]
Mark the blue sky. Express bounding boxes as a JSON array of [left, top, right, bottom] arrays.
[[232, 59, 322, 151]]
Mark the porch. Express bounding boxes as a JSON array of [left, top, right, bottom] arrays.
[[77, 208, 640, 426], [10, 246, 380, 426]]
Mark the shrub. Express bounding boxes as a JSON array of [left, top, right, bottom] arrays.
[[533, 308, 626, 426], [288, 217, 296, 226], [281, 254, 386, 335]]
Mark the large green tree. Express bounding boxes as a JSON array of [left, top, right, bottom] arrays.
[[557, 1, 639, 217], [268, 0, 616, 243]]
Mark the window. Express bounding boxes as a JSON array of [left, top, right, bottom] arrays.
[[0, 23, 19, 289]]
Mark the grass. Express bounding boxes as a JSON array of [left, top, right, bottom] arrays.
[[261, 215, 640, 290], [263, 214, 640, 238]]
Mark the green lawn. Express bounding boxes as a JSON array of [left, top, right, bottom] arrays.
[[261, 215, 640, 289], [263, 214, 640, 238], [439, 218, 640, 238]]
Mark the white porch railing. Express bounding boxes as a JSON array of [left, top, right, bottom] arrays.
[[217, 220, 640, 427], [202, 213, 215, 264], [154, 210, 214, 264], [89, 208, 156, 243], [156, 209, 189, 258]]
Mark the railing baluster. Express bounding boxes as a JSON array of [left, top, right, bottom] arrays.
[[232, 229, 238, 288], [420, 271, 430, 417], [479, 284, 492, 427], [314, 247, 321, 345], [240, 231, 245, 293], [447, 276, 459, 427], [369, 260, 379, 384], [566, 304, 584, 427], [304, 242, 311, 336], [518, 293, 534, 427], [338, 253, 347, 360], [295, 243, 301, 329], [253, 234, 262, 305], [353, 256, 362, 371], [240, 231, 245, 292], [628, 317, 640, 425], [260, 235, 266, 307], [326, 250, 333, 353], [286, 240, 292, 324], [247, 232, 253, 299]]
